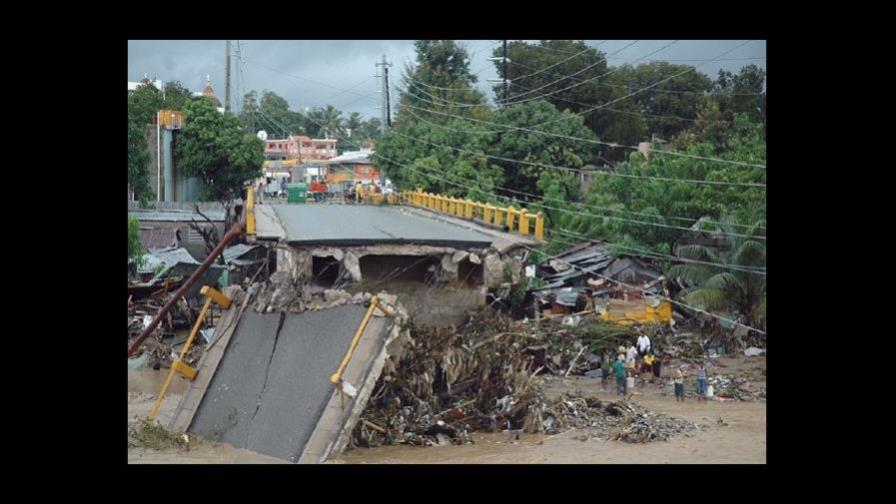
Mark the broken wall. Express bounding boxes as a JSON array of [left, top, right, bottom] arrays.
[[272, 242, 524, 326]]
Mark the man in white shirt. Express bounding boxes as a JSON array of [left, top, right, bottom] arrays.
[[626, 344, 638, 372], [637, 333, 651, 356]]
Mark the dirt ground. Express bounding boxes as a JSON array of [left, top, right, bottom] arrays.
[[127, 369, 288, 464], [127, 355, 765, 464]]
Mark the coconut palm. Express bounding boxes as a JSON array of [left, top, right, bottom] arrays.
[[317, 105, 345, 139], [669, 215, 766, 333], [346, 112, 363, 138]]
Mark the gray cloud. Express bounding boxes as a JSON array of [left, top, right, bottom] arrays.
[[128, 40, 765, 122]]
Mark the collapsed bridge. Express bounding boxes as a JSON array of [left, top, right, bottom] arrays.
[[152, 198, 543, 463]]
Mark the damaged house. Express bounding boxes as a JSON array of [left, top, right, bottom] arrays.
[[533, 240, 671, 324]]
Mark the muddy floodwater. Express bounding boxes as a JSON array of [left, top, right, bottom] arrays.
[[128, 356, 765, 464]]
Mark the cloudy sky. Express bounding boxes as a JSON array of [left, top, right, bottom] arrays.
[[128, 40, 766, 122]]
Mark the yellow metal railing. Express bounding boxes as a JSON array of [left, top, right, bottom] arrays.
[[330, 295, 380, 387], [330, 295, 397, 409], [357, 188, 545, 240], [398, 189, 545, 241], [246, 186, 255, 236], [150, 286, 232, 420]]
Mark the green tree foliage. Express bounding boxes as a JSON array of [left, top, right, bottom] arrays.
[[714, 64, 766, 125], [605, 62, 713, 141], [555, 113, 766, 255], [668, 215, 766, 332], [496, 41, 612, 125], [127, 81, 197, 203], [491, 100, 596, 207], [360, 117, 382, 143], [127, 84, 161, 203], [127, 111, 153, 203], [397, 40, 490, 125], [375, 117, 503, 201], [128, 216, 145, 266], [256, 90, 294, 137], [308, 105, 345, 139], [238, 90, 260, 132], [161, 80, 193, 110], [128, 83, 163, 124], [176, 97, 264, 207]]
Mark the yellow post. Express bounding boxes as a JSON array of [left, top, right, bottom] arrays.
[[201, 286, 232, 309], [506, 206, 517, 230], [149, 296, 213, 420], [494, 207, 505, 227], [534, 211, 545, 241], [519, 209, 530, 236], [331, 296, 380, 384], [484, 204, 494, 223], [455, 198, 464, 217], [448, 198, 455, 215], [442, 196, 449, 213], [465, 199, 474, 219], [246, 186, 255, 236]]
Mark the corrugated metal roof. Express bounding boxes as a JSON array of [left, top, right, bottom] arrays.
[[129, 210, 225, 222], [221, 243, 258, 262], [140, 228, 179, 250], [136, 247, 199, 274]]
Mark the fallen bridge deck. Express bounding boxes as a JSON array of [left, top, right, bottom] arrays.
[[176, 302, 393, 463]]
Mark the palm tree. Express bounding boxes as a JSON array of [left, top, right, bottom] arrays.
[[346, 112, 362, 138], [669, 215, 766, 335], [318, 105, 344, 139]]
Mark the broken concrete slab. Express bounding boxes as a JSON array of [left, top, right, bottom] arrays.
[[484, 253, 505, 289], [187, 304, 391, 462], [343, 251, 362, 283], [452, 251, 470, 264]]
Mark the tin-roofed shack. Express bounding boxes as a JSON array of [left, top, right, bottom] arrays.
[[533, 240, 671, 323]]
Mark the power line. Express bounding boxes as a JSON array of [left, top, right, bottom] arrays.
[[244, 59, 374, 99], [397, 109, 766, 230], [294, 99, 767, 333], [525, 40, 756, 130], [549, 228, 765, 274], [500, 40, 665, 106], [401, 40, 636, 109], [391, 154, 765, 240], [390, 156, 767, 334], [388, 112, 766, 187], [507, 58, 765, 98], [397, 87, 767, 169], [508, 80, 736, 125]]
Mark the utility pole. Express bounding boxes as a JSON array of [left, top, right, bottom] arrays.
[[503, 40, 508, 103], [375, 55, 393, 135], [488, 42, 511, 107], [225, 40, 232, 113], [384, 62, 392, 128]]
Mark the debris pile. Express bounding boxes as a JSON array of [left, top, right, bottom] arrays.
[[251, 271, 369, 313], [353, 313, 545, 447], [533, 393, 701, 443], [710, 375, 766, 402], [351, 310, 703, 448]]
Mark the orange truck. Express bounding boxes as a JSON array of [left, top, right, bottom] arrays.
[[309, 181, 328, 202]]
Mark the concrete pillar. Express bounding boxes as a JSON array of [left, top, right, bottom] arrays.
[[162, 128, 174, 202]]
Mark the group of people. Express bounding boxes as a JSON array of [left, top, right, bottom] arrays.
[[352, 180, 394, 203], [597, 331, 711, 402], [602, 332, 661, 397]]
